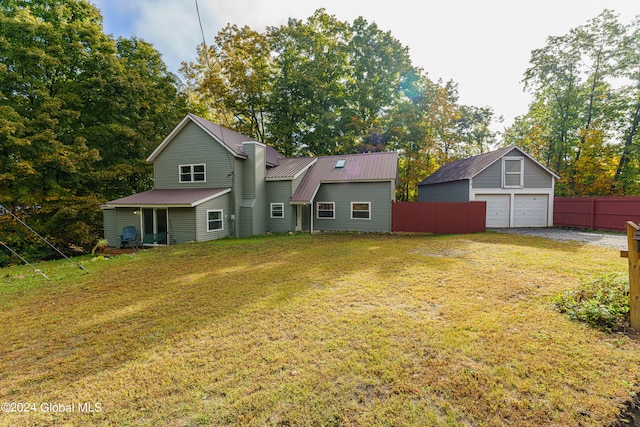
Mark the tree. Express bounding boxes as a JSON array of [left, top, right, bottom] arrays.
[[508, 10, 638, 196], [0, 0, 187, 265]]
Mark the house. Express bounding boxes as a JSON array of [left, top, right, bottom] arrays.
[[417, 146, 560, 228], [101, 113, 398, 245]]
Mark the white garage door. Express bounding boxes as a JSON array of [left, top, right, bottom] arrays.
[[475, 194, 510, 228], [513, 194, 548, 227]]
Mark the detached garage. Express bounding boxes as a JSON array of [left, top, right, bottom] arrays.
[[417, 146, 560, 228]]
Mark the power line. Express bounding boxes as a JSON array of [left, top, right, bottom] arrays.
[[0, 204, 87, 273], [0, 240, 49, 280]]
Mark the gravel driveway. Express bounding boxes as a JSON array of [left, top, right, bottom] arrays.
[[492, 227, 627, 250]]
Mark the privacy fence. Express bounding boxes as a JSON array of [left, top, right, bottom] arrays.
[[553, 196, 640, 232], [392, 201, 486, 234]]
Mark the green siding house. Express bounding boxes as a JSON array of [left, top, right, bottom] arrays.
[[102, 114, 398, 246]]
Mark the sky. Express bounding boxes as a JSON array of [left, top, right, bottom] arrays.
[[91, 0, 639, 133]]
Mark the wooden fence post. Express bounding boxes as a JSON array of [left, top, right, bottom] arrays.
[[626, 221, 640, 330]]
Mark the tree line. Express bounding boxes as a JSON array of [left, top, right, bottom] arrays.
[[1, 1, 638, 266], [504, 10, 640, 196]]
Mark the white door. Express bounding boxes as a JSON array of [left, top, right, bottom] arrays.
[[475, 194, 510, 228], [513, 195, 548, 227]]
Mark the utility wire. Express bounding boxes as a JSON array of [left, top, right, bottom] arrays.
[[0, 204, 87, 272], [0, 240, 49, 280]]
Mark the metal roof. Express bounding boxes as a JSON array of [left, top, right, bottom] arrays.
[[417, 146, 560, 186], [147, 114, 285, 167], [265, 158, 317, 180], [102, 188, 230, 208], [290, 151, 398, 204]]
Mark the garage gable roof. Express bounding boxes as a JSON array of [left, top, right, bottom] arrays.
[[417, 146, 559, 186]]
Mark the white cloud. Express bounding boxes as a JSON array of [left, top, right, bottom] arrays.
[[95, 0, 639, 130]]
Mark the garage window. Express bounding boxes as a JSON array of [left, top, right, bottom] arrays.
[[503, 157, 523, 188]]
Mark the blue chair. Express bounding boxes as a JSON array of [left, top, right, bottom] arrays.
[[118, 226, 137, 249]]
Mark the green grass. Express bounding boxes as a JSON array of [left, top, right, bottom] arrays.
[[0, 232, 637, 426]]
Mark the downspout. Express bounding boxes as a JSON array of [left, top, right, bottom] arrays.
[[310, 202, 314, 234]]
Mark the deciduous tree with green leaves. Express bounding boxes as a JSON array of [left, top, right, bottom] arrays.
[[0, 0, 187, 266]]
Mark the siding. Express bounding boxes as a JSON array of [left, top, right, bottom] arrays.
[[266, 180, 297, 232], [154, 121, 235, 189], [168, 207, 196, 244], [418, 180, 469, 202], [103, 209, 118, 246], [473, 152, 552, 189], [107, 208, 140, 247], [195, 194, 231, 242], [313, 182, 392, 232], [237, 142, 268, 237], [473, 161, 501, 188], [523, 157, 552, 188]]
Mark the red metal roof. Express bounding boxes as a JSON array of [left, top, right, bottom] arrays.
[[102, 188, 230, 208], [290, 152, 398, 203]]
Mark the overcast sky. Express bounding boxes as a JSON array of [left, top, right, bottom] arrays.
[[91, 0, 638, 133]]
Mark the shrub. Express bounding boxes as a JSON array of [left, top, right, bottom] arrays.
[[553, 272, 629, 330]]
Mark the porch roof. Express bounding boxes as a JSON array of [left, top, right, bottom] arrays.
[[102, 188, 231, 208]]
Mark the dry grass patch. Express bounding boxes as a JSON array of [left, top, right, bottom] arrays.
[[0, 232, 637, 426]]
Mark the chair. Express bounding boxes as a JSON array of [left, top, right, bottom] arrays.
[[118, 226, 137, 249]]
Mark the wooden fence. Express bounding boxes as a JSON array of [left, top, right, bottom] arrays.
[[392, 201, 486, 234], [554, 196, 640, 232]]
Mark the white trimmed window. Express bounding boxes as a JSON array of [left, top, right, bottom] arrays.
[[270, 203, 284, 218], [503, 157, 523, 188], [316, 202, 335, 219], [351, 202, 371, 220], [180, 164, 206, 183], [207, 210, 223, 231]]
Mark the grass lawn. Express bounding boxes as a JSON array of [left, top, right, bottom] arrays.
[[0, 232, 637, 426]]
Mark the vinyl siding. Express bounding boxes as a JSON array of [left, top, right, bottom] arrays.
[[473, 151, 553, 189], [167, 207, 196, 244], [313, 182, 392, 232], [523, 157, 552, 188], [473, 162, 501, 188], [153, 121, 235, 189], [238, 142, 267, 237], [107, 208, 140, 246], [195, 194, 231, 241], [103, 209, 118, 246], [266, 180, 297, 232], [418, 180, 469, 202]]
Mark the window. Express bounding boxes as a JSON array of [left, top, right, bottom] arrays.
[[316, 202, 335, 219], [179, 164, 206, 183], [334, 159, 346, 169], [271, 203, 284, 218], [207, 210, 223, 231], [503, 157, 523, 188], [351, 202, 371, 219]]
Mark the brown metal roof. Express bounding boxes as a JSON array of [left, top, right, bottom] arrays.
[[147, 114, 285, 167], [290, 152, 398, 203], [265, 158, 317, 180], [185, 114, 284, 167], [102, 188, 230, 208]]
